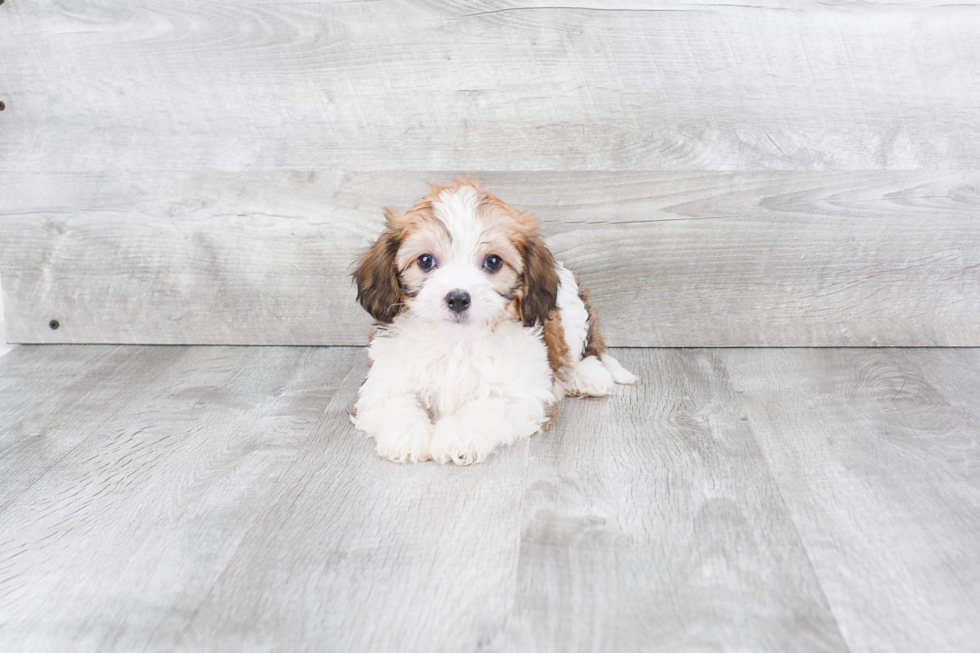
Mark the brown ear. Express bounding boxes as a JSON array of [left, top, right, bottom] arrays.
[[520, 235, 559, 327], [353, 228, 403, 323]]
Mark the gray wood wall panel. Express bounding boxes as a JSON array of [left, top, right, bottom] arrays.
[[2, 171, 978, 346], [2, 1, 980, 345], [2, 1, 980, 171]]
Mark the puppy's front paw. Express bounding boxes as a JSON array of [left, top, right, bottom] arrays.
[[374, 421, 433, 464], [430, 416, 491, 466]]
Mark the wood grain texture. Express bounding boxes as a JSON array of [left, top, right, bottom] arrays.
[[498, 349, 848, 652], [2, 171, 978, 346], [0, 275, 14, 357], [3, 0, 980, 346], [3, 345, 980, 651], [723, 348, 980, 653], [172, 355, 531, 653], [2, 1, 980, 172], [0, 345, 185, 511], [0, 345, 359, 652]]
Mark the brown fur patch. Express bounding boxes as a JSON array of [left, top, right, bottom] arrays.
[[352, 225, 404, 323], [517, 236, 559, 327], [353, 199, 448, 324], [356, 176, 562, 333], [475, 188, 559, 329], [411, 177, 560, 328], [539, 402, 560, 432], [542, 307, 571, 383], [576, 275, 607, 359]]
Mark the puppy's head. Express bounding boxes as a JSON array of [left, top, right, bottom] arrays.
[[353, 179, 558, 329]]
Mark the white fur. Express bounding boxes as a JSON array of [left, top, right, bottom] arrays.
[[353, 314, 554, 465], [554, 262, 638, 396], [354, 187, 637, 465], [556, 263, 589, 359], [412, 187, 507, 327]]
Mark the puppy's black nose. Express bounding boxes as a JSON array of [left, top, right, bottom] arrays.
[[445, 290, 471, 314]]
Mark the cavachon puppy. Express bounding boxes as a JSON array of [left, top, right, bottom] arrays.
[[351, 178, 636, 465]]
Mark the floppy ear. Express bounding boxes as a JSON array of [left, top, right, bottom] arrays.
[[353, 227, 403, 323], [519, 235, 559, 327]]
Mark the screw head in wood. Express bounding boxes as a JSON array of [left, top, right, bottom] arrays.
[[49, 319, 60, 330]]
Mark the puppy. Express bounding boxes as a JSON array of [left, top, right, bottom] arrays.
[[351, 179, 636, 465]]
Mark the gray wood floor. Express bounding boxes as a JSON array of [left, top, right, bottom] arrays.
[[1, 346, 978, 652]]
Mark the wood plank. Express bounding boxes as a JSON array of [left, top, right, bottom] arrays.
[[722, 348, 980, 653], [171, 352, 531, 653], [2, 1, 980, 172], [0, 345, 359, 652], [499, 349, 849, 652], [2, 346, 978, 650], [898, 349, 980, 425], [2, 171, 978, 346], [0, 278, 13, 356], [0, 345, 185, 510]]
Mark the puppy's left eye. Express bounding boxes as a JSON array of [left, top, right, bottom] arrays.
[[483, 254, 503, 272]]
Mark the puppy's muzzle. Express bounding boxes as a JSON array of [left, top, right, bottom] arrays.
[[445, 290, 471, 314]]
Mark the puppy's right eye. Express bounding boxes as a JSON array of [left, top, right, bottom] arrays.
[[417, 254, 437, 271]]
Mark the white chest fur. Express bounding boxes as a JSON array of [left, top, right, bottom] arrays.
[[364, 315, 554, 421]]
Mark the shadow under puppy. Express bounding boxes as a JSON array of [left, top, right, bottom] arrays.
[[351, 178, 636, 465]]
